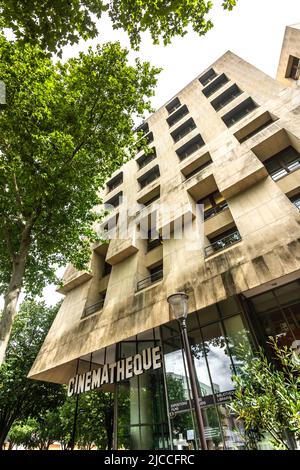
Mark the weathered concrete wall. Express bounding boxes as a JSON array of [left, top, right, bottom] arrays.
[[277, 23, 300, 88], [29, 47, 300, 384]]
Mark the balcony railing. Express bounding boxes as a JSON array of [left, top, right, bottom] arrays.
[[82, 298, 105, 318], [203, 201, 228, 220], [137, 270, 163, 291], [205, 231, 241, 257]]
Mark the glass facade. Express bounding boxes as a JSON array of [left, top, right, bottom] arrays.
[[113, 280, 300, 450], [161, 296, 253, 450], [115, 329, 170, 450]]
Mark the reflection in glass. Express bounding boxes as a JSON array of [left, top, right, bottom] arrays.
[[163, 336, 190, 404], [171, 411, 196, 450], [201, 323, 234, 392], [218, 405, 247, 450], [224, 315, 253, 374], [202, 406, 223, 450]]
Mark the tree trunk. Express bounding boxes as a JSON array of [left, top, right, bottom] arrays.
[[0, 220, 33, 365]]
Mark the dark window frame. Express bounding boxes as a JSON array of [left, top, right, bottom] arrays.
[[137, 149, 157, 169], [289, 56, 300, 80], [107, 172, 123, 192], [290, 193, 300, 211], [222, 98, 257, 127], [198, 191, 228, 220], [199, 68, 217, 87], [138, 165, 160, 189], [166, 104, 189, 128], [205, 228, 242, 257], [176, 134, 205, 161], [264, 146, 300, 181], [166, 97, 181, 114], [211, 84, 242, 111], [202, 73, 229, 98], [171, 117, 197, 143], [105, 191, 123, 209]]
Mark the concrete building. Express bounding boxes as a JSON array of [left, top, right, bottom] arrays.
[[29, 23, 300, 450]]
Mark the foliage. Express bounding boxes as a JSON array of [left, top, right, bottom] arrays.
[[0, 35, 158, 295], [0, 1, 238, 55], [8, 418, 38, 450], [109, 0, 238, 50], [228, 337, 300, 450], [8, 391, 115, 450], [0, 301, 65, 449], [0, 35, 159, 362]]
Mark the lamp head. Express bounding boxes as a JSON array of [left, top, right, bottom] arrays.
[[167, 292, 189, 320]]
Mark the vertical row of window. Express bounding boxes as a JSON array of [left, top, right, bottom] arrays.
[[199, 68, 258, 128]]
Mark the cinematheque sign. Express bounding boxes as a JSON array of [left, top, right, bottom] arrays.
[[67, 346, 162, 397]]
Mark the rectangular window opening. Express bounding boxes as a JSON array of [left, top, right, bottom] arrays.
[[205, 227, 241, 257], [202, 73, 229, 98], [166, 97, 181, 114], [171, 117, 197, 143], [138, 165, 160, 189], [199, 68, 217, 87], [222, 98, 257, 127], [176, 134, 205, 161], [211, 84, 242, 111]]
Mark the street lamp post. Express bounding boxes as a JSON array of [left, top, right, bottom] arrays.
[[167, 292, 208, 450]]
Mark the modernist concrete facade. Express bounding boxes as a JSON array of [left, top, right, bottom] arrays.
[[29, 24, 300, 450]]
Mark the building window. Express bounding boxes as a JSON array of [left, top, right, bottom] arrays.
[[107, 172, 123, 192], [202, 73, 229, 98], [171, 118, 196, 143], [288, 56, 300, 81], [290, 193, 300, 211], [199, 68, 217, 87], [137, 148, 157, 169], [136, 264, 163, 291], [205, 227, 241, 257], [264, 146, 300, 181], [105, 191, 123, 209], [103, 262, 112, 277], [210, 84, 242, 111], [138, 165, 160, 189], [176, 134, 205, 161], [147, 230, 162, 252], [166, 104, 189, 127], [166, 97, 181, 114], [222, 98, 257, 127], [135, 121, 149, 134], [198, 191, 228, 220], [82, 291, 106, 318], [136, 131, 154, 153]]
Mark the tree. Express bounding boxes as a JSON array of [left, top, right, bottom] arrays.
[[228, 338, 300, 450], [75, 391, 115, 449], [0, 36, 159, 364], [0, 301, 65, 449], [7, 419, 37, 450], [0, 1, 238, 55]]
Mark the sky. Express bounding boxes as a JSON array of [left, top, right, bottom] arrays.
[[2, 0, 300, 309]]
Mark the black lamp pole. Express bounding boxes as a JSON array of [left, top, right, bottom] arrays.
[[167, 292, 207, 451], [178, 317, 208, 450]]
